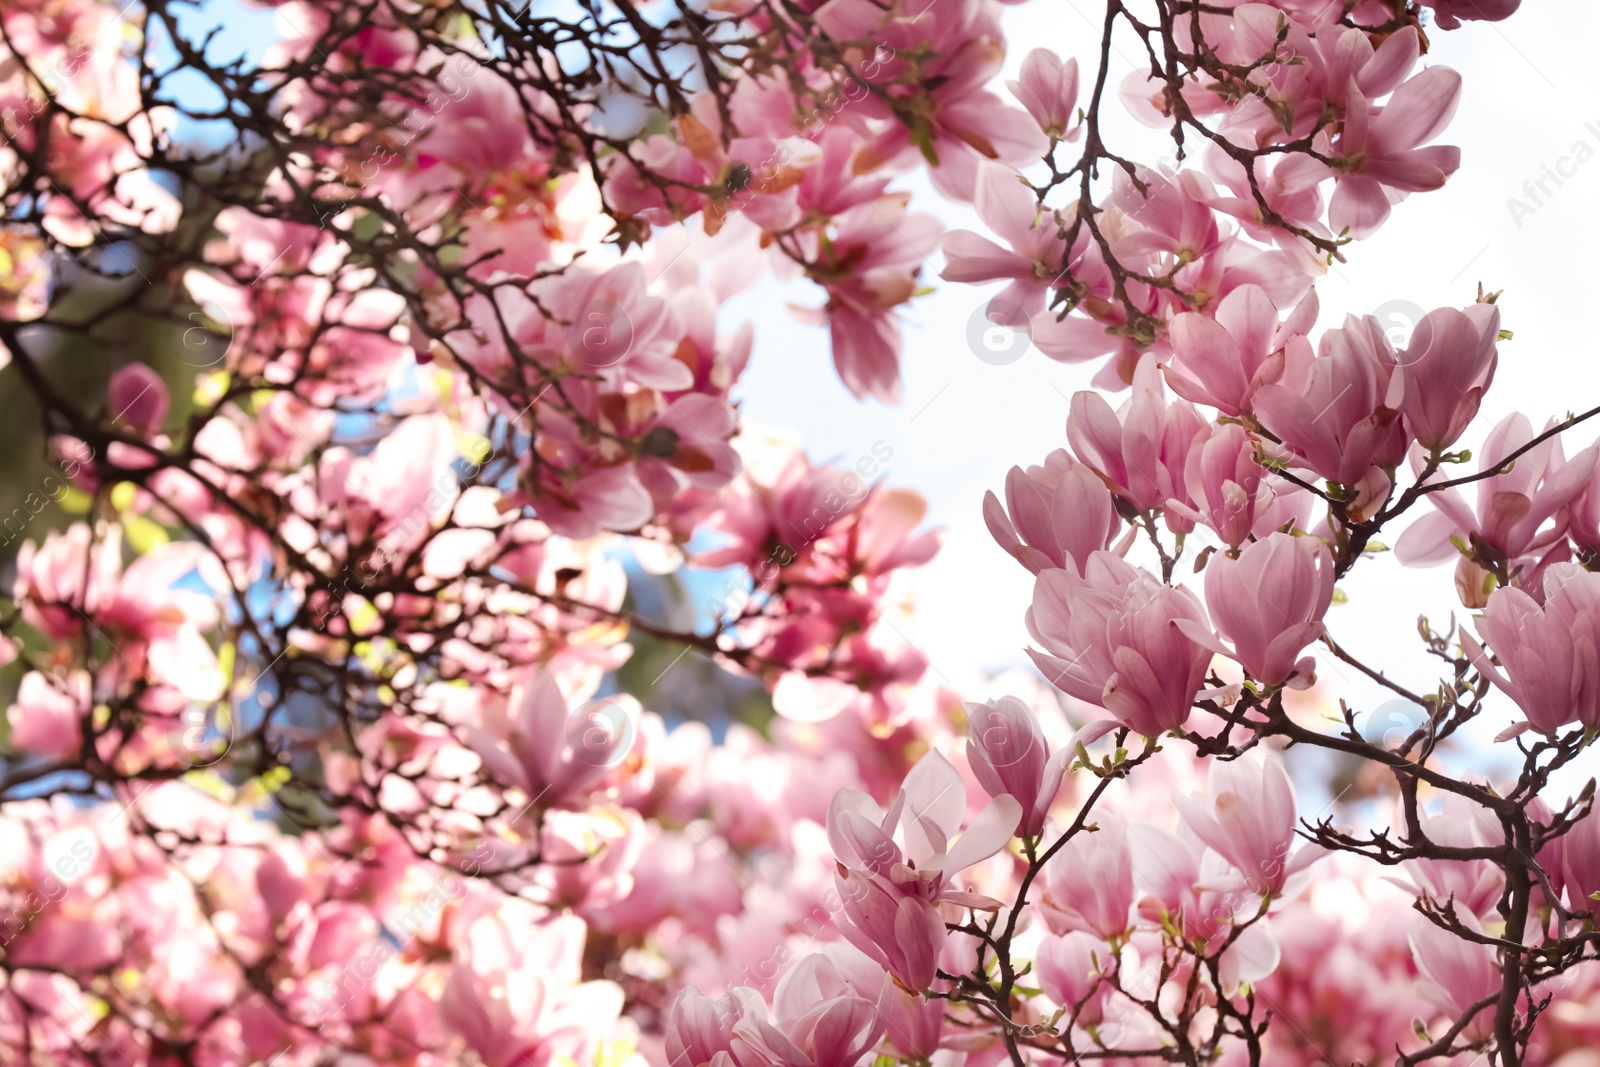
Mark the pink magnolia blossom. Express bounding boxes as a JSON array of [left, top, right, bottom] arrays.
[[1395, 413, 1598, 569], [462, 672, 636, 808], [940, 162, 1069, 327], [805, 196, 941, 404], [822, 944, 945, 1060], [819, 0, 1047, 200], [667, 987, 760, 1067], [1393, 303, 1500, 452], [1109, 166, 1222, 265], [106, 362, 169, 436], [827, 751, 1021, 989], [1128, 825, 1284, 992], [1176, 748, 1317, 898], [438, 911, 625, 1067], [1329, 66, 1463, 238], [1068, 358, 1206, 519], [1400, 796, 1506, 921], [1165, 422, 1277, 548], [830, 869, 947, 993], [1164, 285, 1314, 418], [827, 751, 1021, 907], [1425, 0, 1520, 27], [1408, 912, 1498, 1038], [964, 696, 1066, 838], [1008, 49, 1081, 141], [1561, 807, 1600, 921], [1460, 564, 1600, 734], [731, 953, 887, 1067], [1184, 533, 1334, 687], [982, 450, 1121, 576], [1253, 313, 1406, 489], [1027, 552, 1213, 737], [1035, 932, 1109, 1023], [7, 671, 88, 761], [1038, 814, 1136, 941]]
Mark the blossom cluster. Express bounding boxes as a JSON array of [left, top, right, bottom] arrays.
[[6, 0, 1600, 1065]]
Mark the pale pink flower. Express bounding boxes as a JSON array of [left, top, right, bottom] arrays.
[[1039, 814, 1135, 941], [7, 671, 88, 761], [826, 751, 1022, 908], [1164, 284, 1313, 418], [1166, 422, 1275, 548], [1007, 49, 1081, 141], [667, 987, 759, 1067], [1561, 807, 1600, 921], [1035, 932, 1108, 1023], [462, 672, 636, 808], [1329, 66, 1463, 238], [1068, 358, 1206, 518], [1408, 912, 1498, 1038], [940, 161, 1068, 326], [1252, 314, 1406, 487], [1027, 552, 1212, 737], [1393, 304, 1499, 452], [1460, 564, 1600, 734], [983, 450, 1120, 576], [1186, 533, 1334, 687], [732, 953, 887, 1067], [1396, 413, 1597, 568], [827, 751, 1022, 989], [964, 696, 1066, 837], [1175, 748, 1316, 898], [1400, 796, 1506, 921]]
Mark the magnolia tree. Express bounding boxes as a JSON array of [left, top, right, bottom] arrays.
[[4, 0, 1600, 1064]]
